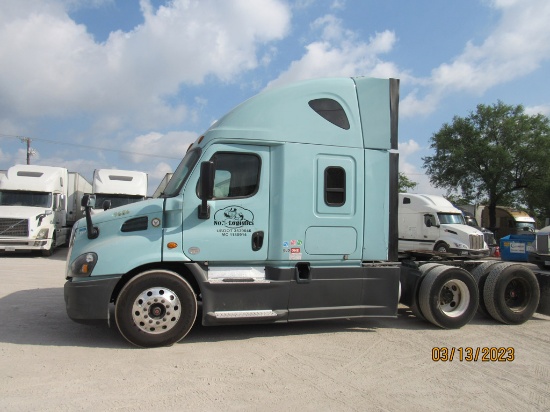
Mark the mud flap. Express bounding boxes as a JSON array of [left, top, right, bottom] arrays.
[[535, 272, 550, 316]]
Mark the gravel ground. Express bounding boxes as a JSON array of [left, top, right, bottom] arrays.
[[1, 248, 549, 411]]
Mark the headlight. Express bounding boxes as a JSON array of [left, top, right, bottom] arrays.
[[69, 252, 98, 277], [36, 228, 49, 239]]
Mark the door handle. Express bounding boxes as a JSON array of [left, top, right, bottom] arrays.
[[252, 231, 264, 251]]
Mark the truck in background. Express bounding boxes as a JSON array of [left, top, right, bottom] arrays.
[[528, 225, 550, 269], [91, 169, 148, 214], [398, 193, 489, 257], [64, 77, 548, 348], [0, 164, 91, 256], [479, 206, 536, 241], [456, 206, 498, 256], [152, 172, 173, 198]]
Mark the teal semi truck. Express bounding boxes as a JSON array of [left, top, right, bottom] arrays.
[[64, 77, 549, 347]]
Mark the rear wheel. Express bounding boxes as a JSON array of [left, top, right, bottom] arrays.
[[483, 263, 540, 325], [418, 265, 478, 329], [471, 261, 500, 317], [115, 270, 197, 348]]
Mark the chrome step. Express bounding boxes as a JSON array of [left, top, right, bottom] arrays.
[[213, 310, 277, 319]]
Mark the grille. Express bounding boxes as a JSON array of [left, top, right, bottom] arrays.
[[469, 233, 484, 250], [0, 218, 29, 237], [537, 233, 549, 254]]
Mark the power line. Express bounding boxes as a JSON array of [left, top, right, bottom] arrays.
[[0, 133, 183, 160]]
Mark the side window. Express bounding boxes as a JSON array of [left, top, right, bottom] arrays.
[[424, 214, 436, 227], [324, 166, 346, 206], [199, 152, 261, 199]]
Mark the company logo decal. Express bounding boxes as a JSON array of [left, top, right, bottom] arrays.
[[214, 206, 254, 228]]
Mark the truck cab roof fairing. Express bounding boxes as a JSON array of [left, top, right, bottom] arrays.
[[203, 78, 363, 148]]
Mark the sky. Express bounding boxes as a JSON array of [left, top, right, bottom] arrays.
[[1, 0, 549, 196]]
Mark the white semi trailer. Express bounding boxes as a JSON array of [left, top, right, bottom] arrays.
[[0, 164, 91, 256], [91, 169, 148, 214]]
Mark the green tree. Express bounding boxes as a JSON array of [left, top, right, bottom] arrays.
[[423, 101, 550, 231], [398, 172, 417, 193]]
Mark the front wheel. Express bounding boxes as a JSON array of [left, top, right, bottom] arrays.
[[434, 242, 450, 253], [115, 270, 197, 348], [42, 234, 56, 257]]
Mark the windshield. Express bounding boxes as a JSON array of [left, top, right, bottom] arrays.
[[437, 213, 465, 225], [162, 148, 201, 197], [516, 222, 536, 232], [464, 215, 480, 227], [93, 194, 144, 209], [0, 190, 52, 208]]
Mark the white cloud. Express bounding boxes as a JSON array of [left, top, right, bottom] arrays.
[[0, 147, 12, 165], [397, 139, 445, 196], [150, 161, 174, 180], [266, 14, 404, 88], [125, 130, 197, 163], [524, 104, 550, 117], [0, 0, 291, 131], [402, 0, 550, 117]]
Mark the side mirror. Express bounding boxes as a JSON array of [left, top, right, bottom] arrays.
[[426, 220, 432, 228], [81, 194, 99, 239], [198, 161, 214, 219], [81, 193, 96, 208], [102, 199, 112, 211]]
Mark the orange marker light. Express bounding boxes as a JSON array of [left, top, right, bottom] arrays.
[[167, 242, 178, 249]]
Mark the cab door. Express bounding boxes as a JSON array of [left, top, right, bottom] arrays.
[[181, 144, 269, 263]]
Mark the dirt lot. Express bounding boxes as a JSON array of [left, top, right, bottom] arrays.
[[0, 249, 549, 411]]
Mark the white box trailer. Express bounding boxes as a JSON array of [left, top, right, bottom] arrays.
[[0, 164, 91, 256], [91, 169, 148, 214]]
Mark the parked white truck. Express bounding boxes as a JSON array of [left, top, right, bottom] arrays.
[[398, 193, 489, 257], [0, 164, 91, 256], [91, 169, 147, 214]]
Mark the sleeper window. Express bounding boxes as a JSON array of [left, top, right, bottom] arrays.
[[324, 166, 346, 206]]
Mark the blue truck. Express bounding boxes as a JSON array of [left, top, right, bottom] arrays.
[[64, 77, 549, 347]]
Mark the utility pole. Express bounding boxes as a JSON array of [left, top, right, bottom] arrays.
[[19, 137, 35, 164]]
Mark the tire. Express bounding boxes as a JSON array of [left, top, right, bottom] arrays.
[[115, 270, 197, 348], [410, 301, 425, 320], [471, 261, 500, 317], [410, 263, 444, 321], [42, 234, 56, 257], [418, 265, 479, 329], [434, 242, 450, 253], [483, 263, 540, 325]]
